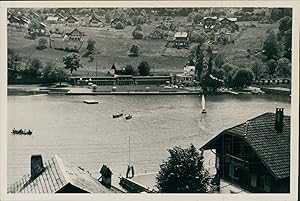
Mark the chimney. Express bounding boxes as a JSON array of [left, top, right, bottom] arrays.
[[99, 165, 112, 188], [275, 108, 284, 133], [31, 155, 45, 179]]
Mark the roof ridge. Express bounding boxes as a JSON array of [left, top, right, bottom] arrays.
[[54, 155, 72, 184]]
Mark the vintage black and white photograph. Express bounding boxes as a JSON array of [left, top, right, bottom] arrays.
[[3, 3, 297, 197]]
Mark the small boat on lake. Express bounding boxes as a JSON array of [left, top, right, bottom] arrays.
[[113, 113, 124, 118], [201, 95, 207, 114], [11, 128, 32, 135], [124, 114, 133, 120], [83, 100, 98, 104]]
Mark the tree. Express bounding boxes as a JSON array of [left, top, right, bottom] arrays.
[[137, 61, 150, 76], [201, 68, 224, 91], [8, 48, 22, 80], [37, 37, 48, 50], [156, 144, 211, 193], [48, 67, 69, 86], [193, 13, 203, 24], [187, 13, 194, 22], [132, 26, 144, 39], [279, 16, 292, 33], [129, 44, 140, 57], [214, 52, 225, 68], [105, 12, 111, 23], [276, 58, 291, 78], [232, 68, 254, 89], [63, 53, 82, 75], [86, 38, 96, 52], [23, 58, 43, 79], [249, 60, 266, 80], [122, 64, 136, 75], [191, 44, 204, 80], [263, 31, 278, 60], [266, 59, 277, 78]]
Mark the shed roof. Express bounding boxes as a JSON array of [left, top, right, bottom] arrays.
[[219, 17, 238, 22], [7, 155, 122, 193], [203, 16, 218, 20], [46, 16, 59, 21], [201, 112, 290, 180], [174, 32, 188, 38]]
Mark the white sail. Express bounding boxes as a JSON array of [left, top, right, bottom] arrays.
[[202, 95, 206, 110]]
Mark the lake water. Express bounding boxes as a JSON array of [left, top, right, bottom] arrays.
[[7, 94, 291, 186]]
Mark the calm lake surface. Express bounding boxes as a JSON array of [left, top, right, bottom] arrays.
[[7, 94, 291, 185]]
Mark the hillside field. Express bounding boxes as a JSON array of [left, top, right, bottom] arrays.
[[8, 20, 278, 77]]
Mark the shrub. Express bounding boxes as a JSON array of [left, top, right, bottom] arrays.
[[129, 44, 140, 57], [36, 37, 48, 50], [132, 30, 144, 39]]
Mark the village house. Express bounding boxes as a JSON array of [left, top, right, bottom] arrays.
[[46, 16, 59, 24], [200, 108, 290, 193], [173, 31, 189, 48], [65, 28, 85, 41], [203, 16, 218, 29], [7, 154, 124, 193], [176, 65, 196, 84], [88, 14, 103, 27], [65, 15, 79, 25]]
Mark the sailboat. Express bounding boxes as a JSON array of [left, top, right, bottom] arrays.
[[201, 95, 207, 114]]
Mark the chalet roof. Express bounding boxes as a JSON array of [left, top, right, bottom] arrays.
[[46, 16, 59, 21], [174, 32, 188, 38], [89, 14, 102, 23], [7, 155, 122, 193], [39, 22, 47, 28], [66, 28, 85, 36], [203, 16, 218, 20], [111, 17, 124, 24], [201, 112, 290, 180], [219, 17, 237, 22], [54, 13, 65, 19], [9, 15, 20, 22], [30, 11, 39, 17], [66, 15, 78, 22]]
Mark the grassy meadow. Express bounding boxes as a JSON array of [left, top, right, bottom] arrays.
[[8, 18, 279, 77]]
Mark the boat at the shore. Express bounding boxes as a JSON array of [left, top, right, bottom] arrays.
[[11, 129, 32, 135]]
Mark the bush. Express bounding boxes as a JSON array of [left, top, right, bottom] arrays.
[[132, 30, 144, 39], [129, 44, 140, 57], [138, 61, 151, 76]]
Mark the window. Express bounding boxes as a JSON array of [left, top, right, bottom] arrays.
[[229, 164, 239, 180], [264, 175, 271, 192], [250, 174, 257, 187]]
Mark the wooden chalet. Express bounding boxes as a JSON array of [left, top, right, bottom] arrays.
[[65, 15, 79, 25], [173, 31, 189, 48], [66, 28, 85, 41], [219, 17, 239, 31], [7, 155, 123, 193], [203, 16, 218, 29], [201, 108, 290, 193], [88, 14, 102, 27]]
